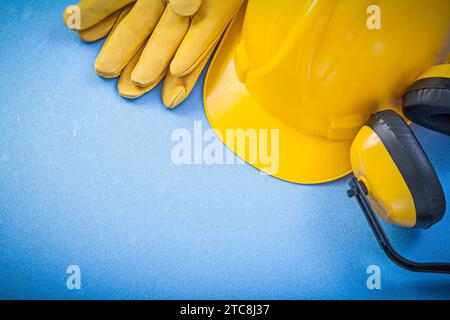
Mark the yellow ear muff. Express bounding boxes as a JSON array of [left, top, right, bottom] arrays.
[[403, 64, 450, 135], [350, 111, 446, 229]]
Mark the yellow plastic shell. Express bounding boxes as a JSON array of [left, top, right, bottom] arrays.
[[204, 0, 450, 184], [351, 126, 416, 228], [416, 64, 450, 80]]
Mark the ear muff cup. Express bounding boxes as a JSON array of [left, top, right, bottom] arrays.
[[403, 77, 450, 135], [367, 111, 446, 229]]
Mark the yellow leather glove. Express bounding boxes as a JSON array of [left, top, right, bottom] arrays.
[[78, 4, 134, 43], [64, 0, 245, 108], [63, 0, 136, 41]]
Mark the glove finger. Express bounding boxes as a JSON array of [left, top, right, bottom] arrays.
[[63, 0, 136, 30], [95, 0, 166, 79], [131, 5, 189, 87], [170, 0, 244, 77], [162, 40, 215, 109], [118, 40, 167, 99], [77, 4, 133, 43], [77, 11, 119, 43], [168, 0, 202, 16]]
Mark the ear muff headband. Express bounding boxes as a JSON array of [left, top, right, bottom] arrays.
[[367, 111, 446, 229], [403, 76, 450, 135], [348, 177, 450, 274], [348, 110, 449, 274]]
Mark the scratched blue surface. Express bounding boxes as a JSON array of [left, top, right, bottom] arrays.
[[1, 0, 450, 300]]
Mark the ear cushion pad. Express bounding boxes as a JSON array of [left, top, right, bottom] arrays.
[[403, 77, 450, 135], [367, 111, 446, 229]]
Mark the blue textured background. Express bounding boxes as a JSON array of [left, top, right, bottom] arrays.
[[1, 0, 450, 300]]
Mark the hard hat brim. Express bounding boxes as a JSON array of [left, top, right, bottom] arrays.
[[203, 9, 352, 184]]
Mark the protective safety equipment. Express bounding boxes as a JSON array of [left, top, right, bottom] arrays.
[[347, 63, 450, 274], [403, 60, 450, 135], [79, 5, 134, 43], [63, 0, 135, 30], [63, 0, 245, 108], [204, 0, 450, 184]]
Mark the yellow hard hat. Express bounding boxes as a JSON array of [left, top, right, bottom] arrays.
[[203, 0, 450, 184]]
